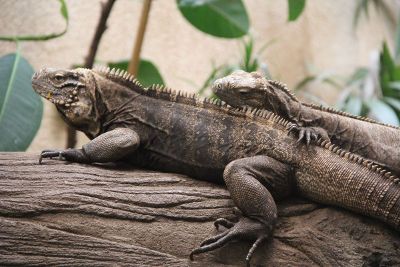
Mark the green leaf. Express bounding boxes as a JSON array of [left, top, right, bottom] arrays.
[[177, 0, 249, 38], [137, 60, 164, 87], [60, 0, 69, 21], [365, 99, 399, 126], [0, 53, 43, 151], [108, 59, 164, 87], [343, 96, 362, 115], [353, 0, 369, 28], [384, 96, 400, 111], [0, 0, 69, 41], [346, 67, 369, 86], [108, 60, 129, 71], [288, 0, 306, 21]]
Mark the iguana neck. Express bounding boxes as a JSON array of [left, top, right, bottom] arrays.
[[90, 72, 143, 136], [264, 80, 302, 124]]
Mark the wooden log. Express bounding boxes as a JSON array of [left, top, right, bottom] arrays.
[[0, 153, 399, 266]]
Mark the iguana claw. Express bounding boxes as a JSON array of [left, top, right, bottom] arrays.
[[288, 124, 320, 145], [39, 150, 64, 164], [190, 217, 271, 266]]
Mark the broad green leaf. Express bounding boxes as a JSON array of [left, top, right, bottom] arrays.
[[366, 99, 399, 126], [108, 60, 129, 71], [0, 53, 43, 151], [108, 59, 164, 87], [137, 60, 165, 87], [0, 0, 69, 41], [384, 96, 400, 111], [288, 0, 306, 21], [177, 0, 249, 38], [343, 96, 362, 115]]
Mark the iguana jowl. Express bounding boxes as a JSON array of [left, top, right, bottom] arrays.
[[32, 67, 400, 266], [213, 70, 400, 175]]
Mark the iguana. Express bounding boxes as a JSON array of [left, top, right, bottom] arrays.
[[213, 70, 400, 175], [32, 67, 400, 266]]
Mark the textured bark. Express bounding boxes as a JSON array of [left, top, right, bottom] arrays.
[[0, 153, 399, 266]]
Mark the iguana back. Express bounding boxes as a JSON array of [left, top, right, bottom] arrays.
[[213, 70, 400, 174]]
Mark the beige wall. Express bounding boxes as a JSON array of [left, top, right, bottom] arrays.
[[0, 0, 394, 151]]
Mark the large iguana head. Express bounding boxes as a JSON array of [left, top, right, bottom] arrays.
[[212, 70, 268, 108], [32, 68, 102, 137]]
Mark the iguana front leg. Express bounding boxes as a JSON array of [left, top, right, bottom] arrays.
[[190, 156, 294, 266], [287, 124, 330, 145], [39, 128, 140, 164]]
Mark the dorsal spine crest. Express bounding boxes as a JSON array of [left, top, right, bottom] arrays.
[[92, 67, 400, 184]]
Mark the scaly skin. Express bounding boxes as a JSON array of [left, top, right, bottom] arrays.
[[213, 70, 400, 175], [32, 67, 400, 266]]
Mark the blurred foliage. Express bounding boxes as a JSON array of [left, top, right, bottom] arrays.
[[288, 0, 306, 21], [0, 0, 69, 151], [298, 43, 400, 126], [0, 53, 43, 151], [353, 0, 396, 30], [108, 59, 164, 87], [197, 36, 273, 97], [177, 0, 249, 38]]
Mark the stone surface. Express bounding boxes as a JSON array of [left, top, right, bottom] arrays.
[[0, 153, 399, 266]]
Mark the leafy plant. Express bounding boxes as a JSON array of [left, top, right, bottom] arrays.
[[197, 36, 273, 97], [0, 0, 70, 151], [288, 0, 306, 21], [108, 59, 164, 87], [0, 52, 43, 151], [177, 0, 249, 38], [298, 43, 400, 126]]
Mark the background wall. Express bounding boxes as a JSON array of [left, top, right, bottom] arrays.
[[0, 0, 395, 151]]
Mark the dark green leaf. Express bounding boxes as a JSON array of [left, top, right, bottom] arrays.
[[177, 0, 249, 38], [0, 53, 43, 151], [366, 99, 399, 126], [108, 59, 164, 87], [137, 60, 164, 87], [0, 0, 69, 41], [288, 0, 306, 21], [108, 60, 129, 71]]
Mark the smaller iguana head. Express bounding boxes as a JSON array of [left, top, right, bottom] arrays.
[[212, 70, 268, 108], [32, 68, 102, 137]]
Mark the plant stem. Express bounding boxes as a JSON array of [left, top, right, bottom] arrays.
[[128, 0, 152, 76], [66, 0, 117, 148]]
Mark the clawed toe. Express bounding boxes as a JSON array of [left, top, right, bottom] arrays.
[[39, 150, 63, 164], [214, 218, 235, 230], [190, 217, 272, 266]]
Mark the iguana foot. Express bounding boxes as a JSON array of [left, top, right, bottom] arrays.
[[39, 149, 89, 164], [190, 216, 271, 266], [287, 124, 328, 145]]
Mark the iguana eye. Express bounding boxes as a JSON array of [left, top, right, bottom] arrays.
[[238, 88, 250, 95], [54, 73, 65, 82]]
